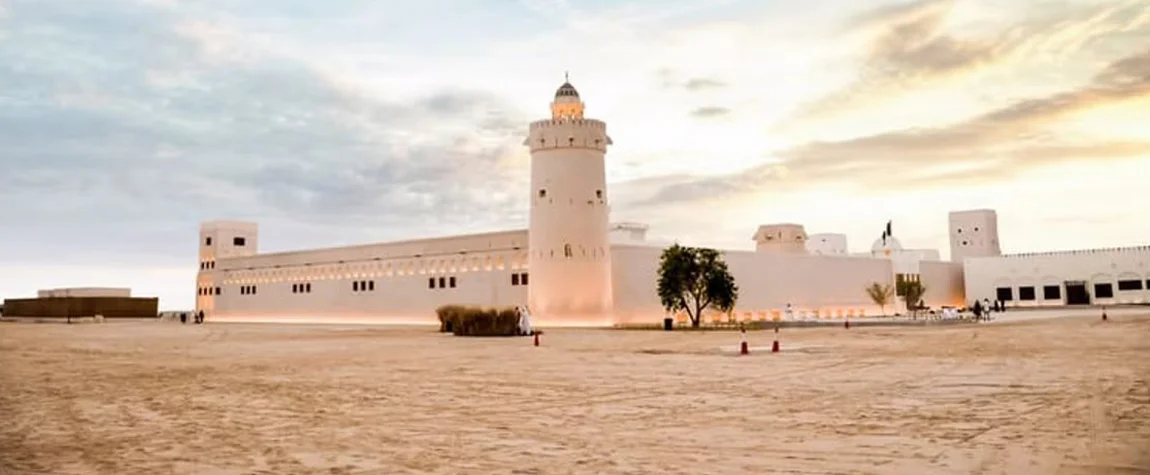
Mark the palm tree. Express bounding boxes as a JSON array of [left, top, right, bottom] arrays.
[[865, 282, 894, 317]]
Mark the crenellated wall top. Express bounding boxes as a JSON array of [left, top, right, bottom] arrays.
[[529, 118, 607, 131], [996, 245, 1150, 259]]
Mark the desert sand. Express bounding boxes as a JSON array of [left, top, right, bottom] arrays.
[[1, 313, 1148, 474]]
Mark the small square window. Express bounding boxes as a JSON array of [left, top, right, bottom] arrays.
[[293, 284, 298, 293], [438, 277, 446, 288], [353, 281, 359, 292], [368, 281, 375, 291], [305, 283, 311, 293], [214, 287, 221, 295], [520, 273, 529, 285], [233, 237, 246, 246], [512, 274, 520, 286], [449, 277, 456, 288], [1095, 283, 1114, 299], [428, 278, 436, 289], [206, 237, 213, 246]]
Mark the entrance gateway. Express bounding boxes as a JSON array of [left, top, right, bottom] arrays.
[[1064, 281, 1090, 305]]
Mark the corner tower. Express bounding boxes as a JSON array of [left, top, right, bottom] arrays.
[[524, 76, 614, 326], [948, 209, 1001, 262], [196, 220, 258, 314]]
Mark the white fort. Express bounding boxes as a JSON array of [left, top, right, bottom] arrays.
[[196, 79, 1150, 325]]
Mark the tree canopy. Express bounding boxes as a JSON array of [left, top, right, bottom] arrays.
[[656, 244, 739, 327], [896, 278, 928, 318]]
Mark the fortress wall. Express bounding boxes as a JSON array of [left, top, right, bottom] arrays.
[[206, 231, 531, 324], [611, 245, 894, 324]]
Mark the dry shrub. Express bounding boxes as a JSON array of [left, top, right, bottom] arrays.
[[435, 305, 522, 337], [435, 305, 468, 333]]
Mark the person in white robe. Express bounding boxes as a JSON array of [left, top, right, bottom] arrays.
[[517, 306, 534, 336]]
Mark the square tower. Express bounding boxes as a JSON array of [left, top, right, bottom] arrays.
[[753, 224, 808, 254], [199, 220, 259, 265], [948, 209, 1001, 262]]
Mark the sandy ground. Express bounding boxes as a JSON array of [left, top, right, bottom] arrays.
[[1, 314, 1148, 475]]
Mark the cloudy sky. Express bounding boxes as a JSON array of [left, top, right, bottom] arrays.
[[1, 0, 1148, 310]]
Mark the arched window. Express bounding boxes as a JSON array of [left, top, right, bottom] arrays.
[[564, 244, 573, 258]]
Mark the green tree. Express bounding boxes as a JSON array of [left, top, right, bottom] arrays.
[[865, 282, 894, 316], [896, 279, 927, 318], [657, 244, 739, 328]]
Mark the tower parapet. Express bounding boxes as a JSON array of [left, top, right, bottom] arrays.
[[525, 119, 612, 153]]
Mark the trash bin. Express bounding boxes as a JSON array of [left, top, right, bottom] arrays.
[[663, 317, 674, 331]]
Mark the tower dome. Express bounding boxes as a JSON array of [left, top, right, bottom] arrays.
[[871, 235, 903, 256], [549, 73, 585, 120], [555, 81, 580, 99]]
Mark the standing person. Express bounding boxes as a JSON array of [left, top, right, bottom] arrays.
[[180, 312, 187, 324], [197, 310, 204, 324], [973, 300, 983, 321]]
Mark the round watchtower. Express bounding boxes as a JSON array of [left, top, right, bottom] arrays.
[[524, 76, 614, 326]]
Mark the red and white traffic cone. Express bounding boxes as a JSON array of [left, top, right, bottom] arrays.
[[740, 328, 749, 355], [772, 326, 780, 353]]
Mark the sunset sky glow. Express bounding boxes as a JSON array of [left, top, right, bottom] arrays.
[[1, 0, 1148, 309]]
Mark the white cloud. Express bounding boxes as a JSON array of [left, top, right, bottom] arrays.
[[1, 0, 1147, 309]]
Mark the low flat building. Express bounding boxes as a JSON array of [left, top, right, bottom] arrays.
[[3, 287, 158, 319], [963, 246, 1150, 307]]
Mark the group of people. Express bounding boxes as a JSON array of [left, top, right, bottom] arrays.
[[970, 298, 1005, 321], [178, 310, 206, 324]]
